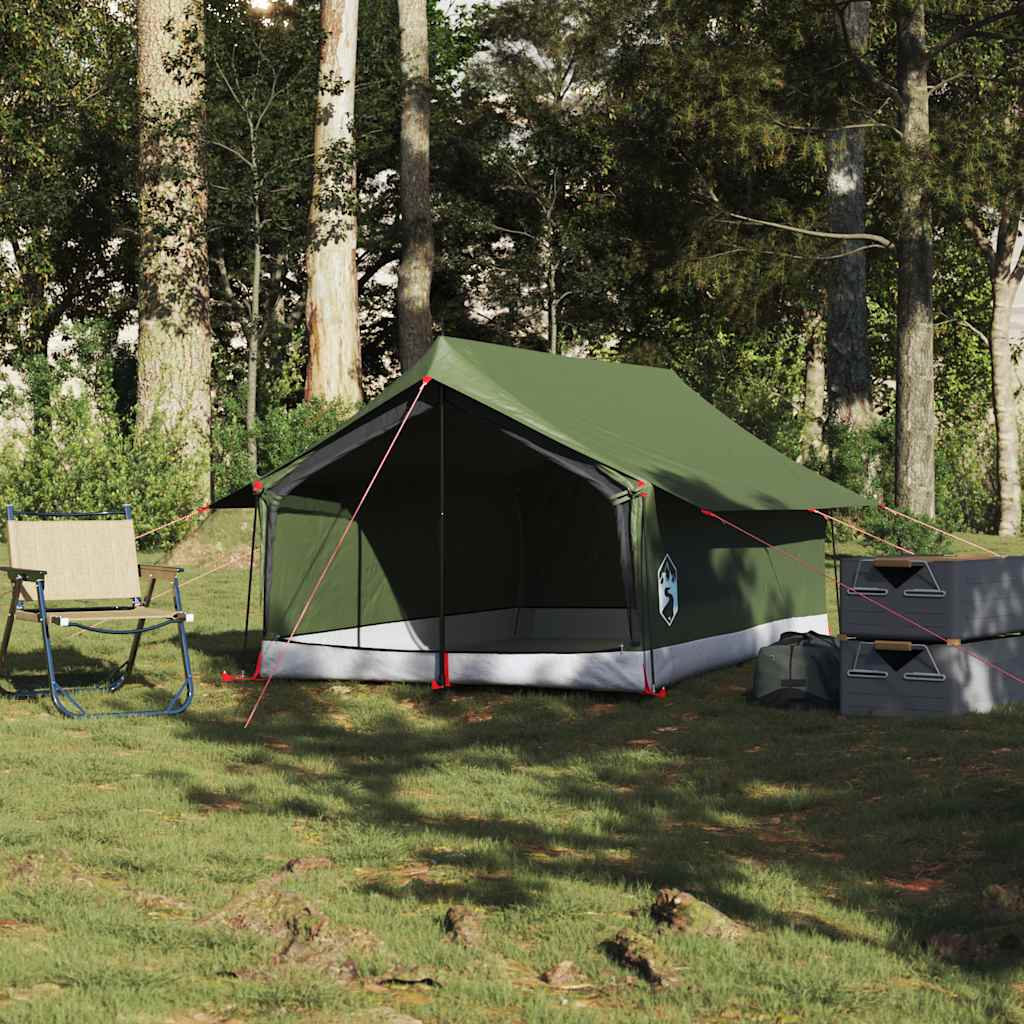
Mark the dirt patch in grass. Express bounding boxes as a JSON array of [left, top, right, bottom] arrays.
[[0, 982, 67, 1006], [927, 924, 1024, 964], [540, 960, 593, 991], [0, 919, 48, 939], [163, 1012, 246, 1024], [443, 905, 484, 946], [354, 862, 434, 888], [604, 929, 682, 989], [134, 892, 193, 918], [6, 854, 42, 884]]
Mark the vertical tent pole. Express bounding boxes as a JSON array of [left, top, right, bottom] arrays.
[[242, 500, 259, 652], [438, 384, 448, 685], [830, 520, 841, 630]]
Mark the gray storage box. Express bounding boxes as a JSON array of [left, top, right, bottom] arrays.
[[839, 555, 1024, 641], [840, 636, 1024, 716]]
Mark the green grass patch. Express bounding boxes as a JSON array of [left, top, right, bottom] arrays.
[[1, 534, 1024, 1022]]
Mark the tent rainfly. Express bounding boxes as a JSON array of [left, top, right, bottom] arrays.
[[214, 337, 867, 694]]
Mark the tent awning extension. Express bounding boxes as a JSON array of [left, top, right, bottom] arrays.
[[214, 336, 868, 512]]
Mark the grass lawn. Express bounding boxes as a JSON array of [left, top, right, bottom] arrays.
[[2, 523, 1024, 1023]]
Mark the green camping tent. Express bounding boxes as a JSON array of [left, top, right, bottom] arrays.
[[215, 336, 867, 693]]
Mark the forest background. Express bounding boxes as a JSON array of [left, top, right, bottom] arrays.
[[2, 0, 1023, 547]]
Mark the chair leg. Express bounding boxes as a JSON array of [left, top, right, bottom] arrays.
[[37, 585, 87, 719], [124, 577, 155, 684], [0, 582, 18, 675], [168, 575, 194, 715]]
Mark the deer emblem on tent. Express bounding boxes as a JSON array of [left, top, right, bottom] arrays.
[[658, 554, 678, 626]]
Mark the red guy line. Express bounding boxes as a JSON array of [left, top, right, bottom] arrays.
[[135, 504, 210, 540], [244, 376, 434, 728], [699, 507, 1024, 689]]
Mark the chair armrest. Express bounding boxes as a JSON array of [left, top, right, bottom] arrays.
[[0, 565, 46, 581], [138, 564, 183, 581]]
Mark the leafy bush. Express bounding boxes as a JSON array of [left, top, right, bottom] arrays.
[[858, 505, 954, 556], [817, 416, 998, 539], [0, 391, 202, 549], [934, 420, 997, 534], [212, 395, 356, 499]]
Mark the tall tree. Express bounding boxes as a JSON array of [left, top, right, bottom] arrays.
[[826, 1, 874, 430], [200, 0, 324, 473], [463, 0, 627, 354], [396, 0, 435, 369], [938, 16, 1024, 534], [306, 0, 363, 405], [892, 1, 935, 516], [967, 211, 1024, 534], [136, 0, 214, 500]]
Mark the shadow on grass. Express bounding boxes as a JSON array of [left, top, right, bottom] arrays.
[[187, 628, 260, 673], [164, 667, 1024, 976], [1, 626, 190, 713]]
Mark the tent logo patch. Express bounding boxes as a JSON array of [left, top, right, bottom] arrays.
[[658, 555, 678, 626]]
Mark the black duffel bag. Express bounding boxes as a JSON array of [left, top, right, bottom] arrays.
[[750, 631, 840, 709]]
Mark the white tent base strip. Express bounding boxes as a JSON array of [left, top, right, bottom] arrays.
[[259, 613, 830, 693]]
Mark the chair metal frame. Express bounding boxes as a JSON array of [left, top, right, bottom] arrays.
[[0, 505, 194, 718]]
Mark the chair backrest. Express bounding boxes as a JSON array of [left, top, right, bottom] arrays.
[[9, 519, 141, 602]]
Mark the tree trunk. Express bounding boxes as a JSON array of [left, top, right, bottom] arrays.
[[989, 212, 1023, 535], [894, 2, 935, 517], [248, 218, 261, 476], [305, 0, 363, 405], [136, 0, 214, 502], [801, 316, 827, 462], [396, 0, 434, 370], [547, 254, 557, 354], [826, 0, 873, 431]]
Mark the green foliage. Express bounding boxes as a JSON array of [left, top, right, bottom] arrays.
[[934, 421, 998, 534], [858, 505, 955, 557], [212, 396, 355, 499], [0, 0, 137, 359], [820, 416, 996, 542], [631, 315, 810, 459], [0, 392, 201, 549]]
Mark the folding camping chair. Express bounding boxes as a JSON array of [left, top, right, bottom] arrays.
[[0, 505, 194, 718]]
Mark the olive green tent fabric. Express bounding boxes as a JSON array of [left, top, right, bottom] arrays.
[[641, 495, 826, 649], [215, 336, 866, 512], [262, 396, 630, 641]]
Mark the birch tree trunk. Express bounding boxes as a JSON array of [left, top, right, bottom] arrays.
[[305, 0, 363, 405], [396, 0, 434, 369], [136, 0, 213, 502], [801, 316, 827, 462], [248, 216, 261, 475], [894, 2, 935, 517], [986, 212, 1024, 535], [826, 0, 874, 430], [546, 249, 557, 354]]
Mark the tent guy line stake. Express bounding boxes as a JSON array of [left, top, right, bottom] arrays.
[[808, 508, 915, 555], [878, 503, 1002, 558], [699, 508, 1024, 690], [243, 376, 433, 729]]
